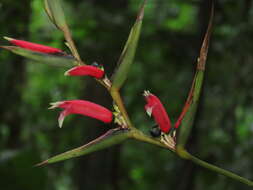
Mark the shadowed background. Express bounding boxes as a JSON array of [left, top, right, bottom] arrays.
[[0, 0, 253, 190]]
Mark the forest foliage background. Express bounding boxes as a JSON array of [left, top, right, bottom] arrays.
[[0, 0, 253, 190]]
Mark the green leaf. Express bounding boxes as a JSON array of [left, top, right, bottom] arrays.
[[44, 0, 67, 30], [36, 128, 130, 166], [111, 0, 146, 89], [176, 6, 213, 148], [1, 46, 76, 67], [44, 0, 83, 63]]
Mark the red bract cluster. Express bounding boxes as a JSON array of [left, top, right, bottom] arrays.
[[65, 65, 104, 79], [50, 65, 111, 127], [143, 91, 172, 133], [49, 100, 113, 128], [2, 37, 113, 129], [4, 36, 63, 54]]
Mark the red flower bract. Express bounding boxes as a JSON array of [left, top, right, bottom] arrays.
[[49, 100, 113, 128], [143, 91, 172, 133], [4, 36, 63, 54], [64, 65, 104, 79]]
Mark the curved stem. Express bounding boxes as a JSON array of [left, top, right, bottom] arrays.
[[177, 148, 253, 186]]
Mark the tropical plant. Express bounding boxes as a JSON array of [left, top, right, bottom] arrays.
[[1, 0, 252, 187]]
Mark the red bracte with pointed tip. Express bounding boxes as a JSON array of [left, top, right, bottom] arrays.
[[4, 37, 63, 54], [143, 91, 172, 133], [65, 65, 104, 79], [49, 100, 113, 128]]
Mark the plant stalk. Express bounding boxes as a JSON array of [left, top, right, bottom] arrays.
[[110, 86, 134, 128], [177, 148, 253, 186], [131, 128, 173, 150], [63, 26, 84, 65]]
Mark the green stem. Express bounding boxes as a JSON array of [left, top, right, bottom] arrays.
[[131, 128, 171, 149], [110, 86, 133, 128], [63, 26, 84, 65], [177, 148, 253, 186]]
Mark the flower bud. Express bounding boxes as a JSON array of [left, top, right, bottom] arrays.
[[143, 91, 172, 133], [4, 36, 63, 54], [64, 65, 104, 79], [49, 100, 113, 128]]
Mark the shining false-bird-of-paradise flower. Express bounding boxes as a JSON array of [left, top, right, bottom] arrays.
[[4, 36, 64, 54], [64, 65, 104, 79], [49, 100, 113, 128], [143, 90, 172, 133]]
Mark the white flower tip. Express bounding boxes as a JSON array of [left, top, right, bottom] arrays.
[[58, 111, 66, 128], [65, 42, 70, 47], [3, 36, 13, 41], [48, 101, 62, 109], [146, 107, 153, 117], [64, 70, 70, 76], [143, 90, 151, 97], [64, 67, 75, 76], [58, 117, 64, 128], [58, 118, 64, 128]]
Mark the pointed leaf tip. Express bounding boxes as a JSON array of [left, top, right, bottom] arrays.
[[36, 128, 130, 165], [176, 5, 214, 148], [197, 2, 214, 71], [137, 0, 147, 21], [112, 0, 146, 89], [34, 160, 48, 167]]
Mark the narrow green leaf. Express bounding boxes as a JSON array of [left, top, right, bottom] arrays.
[[44, 0, 83, 63], [1, 46, 76, 67], [44, 0, 67, 30], [112, 0, 146, 89], [44, 0, 54, 23], [176, 5, 214, 148], [36, 128, 130, 166]]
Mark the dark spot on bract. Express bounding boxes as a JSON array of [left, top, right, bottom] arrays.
[[150, 126, 161, 137]]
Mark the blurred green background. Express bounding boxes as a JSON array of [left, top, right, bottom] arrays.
[[0, 0, 253, 189]]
